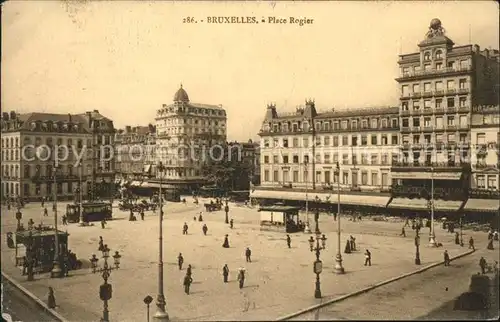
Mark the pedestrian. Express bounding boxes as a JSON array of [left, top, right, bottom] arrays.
[[62, 215, 67, 226], [47, 287, 56, 309], [237, 267, 246, 289], [245, 247, 252, 262], [140, 209, 145, 221], [469, 236, 475, 250], [230, 218, 234, 229], [364, 249, 371, 266], [286, 234, 291, 248], [400, 227, 406, 237], [488, 229, 493, 240], [183, 222, 189, 235], [44, 207, 48, 217], [494, 230, 499, 241], [350, 235, 356, 251], [479, 256, 487, 274], [443, 250, 450, 266], [22, 256, 28, 275], [333, 212, 337, 221], [222, 234, 230, 248], [202, 224, 208, 236], [455, 232, 460, 245], [198, 212, 203, 222], [404, 218, 410, 227], [41, 198, 45, 208], [101, 219, 106, 229], [98, 236, 104, 252], [222, 264, 229, 283], [183, 274, 193, 295], [487, 239, 494, 250], [178, 253, 184, 270], [186, 264, 192, 278]]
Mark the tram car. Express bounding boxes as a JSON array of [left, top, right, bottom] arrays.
[[66, 201, 113, 223], [259, 205, 304, 233]]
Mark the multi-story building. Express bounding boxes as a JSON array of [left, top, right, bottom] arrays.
[[225, 140, 260, 191], [154, 85, 227, 192], [253, 100, 400, 207], [389, 18, 499, 215], [470, 105, 499, 190], [1, 111, 89, 201], [115, 125, 156, 184]]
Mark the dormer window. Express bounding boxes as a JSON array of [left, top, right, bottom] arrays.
[[30, 122, 37, 131], [435, 50, 443, 59], [424, 52, 431, 61]]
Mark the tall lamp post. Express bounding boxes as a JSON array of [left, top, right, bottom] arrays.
[[15, 208, 22, 231], [154, 162, 169, 321], [304, 160, 311, 234], [308, 234, 327, 298], [428, 167, 437, 247], [334, 162, 345, 274], [90, 244, 122, 322], [414, 225, 421, 265], [459, 215, 464, 247], [26, 231, 35, 281], [51, 162, 62, 278], [224, 197, 230, 224], [78, 162, 86, 226]]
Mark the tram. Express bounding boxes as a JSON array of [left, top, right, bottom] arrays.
[[66, 201, 113, 223]]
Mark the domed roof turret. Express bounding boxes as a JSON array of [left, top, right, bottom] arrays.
[[173, 84, 189, 102]]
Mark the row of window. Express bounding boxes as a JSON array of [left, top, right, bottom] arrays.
[[1, 182, 78, 197], [1, 137, 19, 148], [263, 134, 399, 149], [402, 78, 468, 94], [476, 175, 498, 190], [158, 106, 226, 117], [401, 133, 468, 145], [1, 135, 113, 149], [159, 127, 226, 135], [159, 118, 226, 127], [263, 153, 397, 165], [402, 115, 469, 128], [402, 96, 469, 111], [263, 169, 391, 186], [263, 118, 399, 133], [402, 59, 470, 75], [1, 163, 112, 178]]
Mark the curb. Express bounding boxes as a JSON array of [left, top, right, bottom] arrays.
[[1, 272, 69, 322], [277, 249, 476, 321]]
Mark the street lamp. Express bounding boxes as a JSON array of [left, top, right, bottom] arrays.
[[314, 209, 321, 234], [15, 208, 22, 231], [304, 160, 311, 234], [224, 198, 230, 224], [415, 226, 421, 265], [459, 215, 464, 247], [51, 162, 62, 278], [78, 162, 87, 226], [334, 162, 345, 274], [154, 162, 169, 321], [91, 244, 121, 322], [26, 231, 35, 281], [308, 233, 327, 298], [428, 168, 437, 247]]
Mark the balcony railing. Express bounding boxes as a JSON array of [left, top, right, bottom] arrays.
[[446, 106, 457, 113], [422, 91, 433, 98], [458, 88, 469, 94], [446, 89, 456, 95], [434, 90, 445, 96], [397, 65, 473, 80], [434, 107, 445, 114], [422, 109, 433, 115], [392, 161, 469, 168], [458, 105, 469, 112]]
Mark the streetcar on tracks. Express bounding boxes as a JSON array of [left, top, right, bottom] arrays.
[[66, 201, 113, 223]]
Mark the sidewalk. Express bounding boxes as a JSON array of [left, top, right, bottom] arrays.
[[0, 202, 483, 321]]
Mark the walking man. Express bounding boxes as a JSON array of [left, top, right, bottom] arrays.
[[469, 236, 475, 250], [222, 264, 229, 283], [186, 264, 192, 278], [400, 227, 406, 237], [47, 287, 56, 309], [202, 224, 208, 236], [286, 234, 291, 248], [245, 247, 252, 263], [43, 207, 48, 217], [140, 209, 145, 221], [443, 250, 450, 266], [183, 274, 193, 295], [230, 218, 234, 229], [237, 268, 246, 289], [479, 256, 487, 274], [178, 253, 184, 270], [62, 215, 67, 226], [364, 249, 371, 266], [183, 222, 189, 235]]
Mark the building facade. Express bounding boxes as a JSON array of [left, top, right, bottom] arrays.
[[258, 101, 400, 193], [0, 110, 115, 201], [154, 85, 227, 191], [470, 105, 499, 191], [115, 124, 156, 183], [389, 18, 499, 216]]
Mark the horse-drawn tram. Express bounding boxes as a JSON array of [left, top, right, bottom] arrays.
[[259, 205, 305, 233], [66, 201, 113, 223]]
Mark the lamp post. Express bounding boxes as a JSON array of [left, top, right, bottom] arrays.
[[78, 162, 86, 226], [154, 162, 169, 321], [459, 215, 464, 247], [414, 226, 421, 265], [308, 233, 327, 298], [90, 244, 121, 322], [224, 197, 229, 224], [314, 209, 320, 234], [51, 162, 62, 278], [428, 168, 437, 247], [15, 208, 22, 231], [304, 160, 311, 234], [26, 231, 35, 281], [334, 162, 345, 274]]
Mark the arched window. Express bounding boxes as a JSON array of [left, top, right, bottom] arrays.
[[435, 50, 443, 59], [424, 52, 431, 61]]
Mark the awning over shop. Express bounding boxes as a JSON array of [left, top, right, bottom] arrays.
[[464, 199, 499, 213], [388, 198, 463, 211], [250, 190, 390, 207], [391, 172, 462, 180], [144, 182, 177, 189]]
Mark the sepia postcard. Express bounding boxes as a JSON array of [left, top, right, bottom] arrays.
[[1, 1, 499, 321]]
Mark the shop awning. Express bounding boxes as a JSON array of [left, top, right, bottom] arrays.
[[464, 199, 499, 213], [250, 190, 390, 207], [144, 182, 177, 189], [388, 198, 463, 211], [391, 172, 462, 180]]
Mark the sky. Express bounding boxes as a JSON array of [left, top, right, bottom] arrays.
[[1, 0, 499, 142]]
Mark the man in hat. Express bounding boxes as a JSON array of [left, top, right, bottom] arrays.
[[245, 247, 252, 262], [364, 249, 371, 266], [286, 234, 291, 248], [183, 273, 193, 295], [222, 264, 229, 283], [178, 253, 184, 270], [443, 250, 450, 266], [479, 256, 487, 274], [237, 267, 246, 289], [183, 222, 189, 235], [202, 224, 208, 236], [469, 236, 475, 250]]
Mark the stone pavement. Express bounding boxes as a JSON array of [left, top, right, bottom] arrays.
[[0, 200, 480, 321], [287, 245, 499, 320]]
